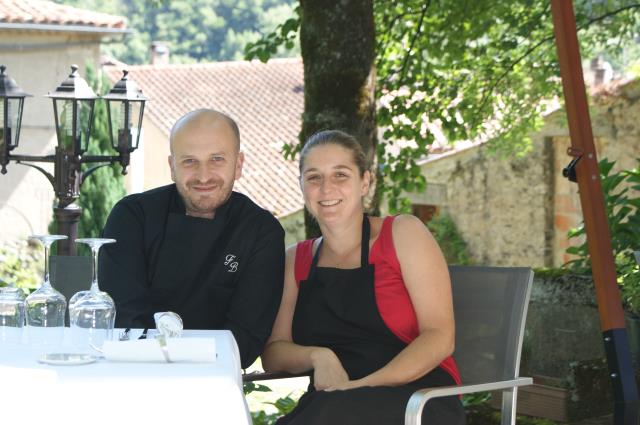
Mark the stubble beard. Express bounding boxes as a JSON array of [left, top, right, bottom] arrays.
[[178, 181, 233, 218]]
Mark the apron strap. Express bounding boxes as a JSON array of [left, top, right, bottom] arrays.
[[310, 213, 371, 271], [310, 238, 322, 270], [361, 213, 370, 266]]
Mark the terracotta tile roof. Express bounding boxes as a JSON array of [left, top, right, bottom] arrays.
[[0, 0, 126, 29], [104, 58, 304, 218]]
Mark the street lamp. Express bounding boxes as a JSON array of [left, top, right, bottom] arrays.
[[0, 65, 148, 255], [103, 69, 148, 172], [0, 65, 31, 174]]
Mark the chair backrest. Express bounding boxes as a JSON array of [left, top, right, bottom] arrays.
[[50, 255, 93, 304], [449, 265, 533, 385]]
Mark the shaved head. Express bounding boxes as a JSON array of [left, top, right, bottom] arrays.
[[169, 109, 240, 154], [168, 108, 244, 219]]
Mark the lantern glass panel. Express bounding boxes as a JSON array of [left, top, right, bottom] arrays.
[[108, 100, 143, 152], [129, 101, 143, 150], [107, 99, 122, 150], [53, 98, 94, 153], [77, 99, 94, 153], [0, 97, 24, 150], [54, 98, 75, 152], [0, 100, 4, 150]]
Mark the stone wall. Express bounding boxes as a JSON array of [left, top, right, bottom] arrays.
[[416, 78, 640, 267], [523, 273, 603, 379], [416, 134, 554, 267]]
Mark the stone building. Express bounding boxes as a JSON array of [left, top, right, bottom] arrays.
[[414, 77, 640, 268]]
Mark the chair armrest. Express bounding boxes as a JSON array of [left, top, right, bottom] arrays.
[[404, 377, 533, 425], [242, 370, 311, 382]]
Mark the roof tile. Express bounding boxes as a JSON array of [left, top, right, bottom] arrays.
[[0, 0, 126, 29]]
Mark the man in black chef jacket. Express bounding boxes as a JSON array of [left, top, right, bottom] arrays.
[[99, 109, 285, 368]]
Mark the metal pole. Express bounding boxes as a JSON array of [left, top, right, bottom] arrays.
[[53, 204, 81, 256], [52, 145, 82, 255], [550, 1, 639, 423]]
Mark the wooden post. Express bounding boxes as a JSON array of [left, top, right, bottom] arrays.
[[550, 1, 639, 423]]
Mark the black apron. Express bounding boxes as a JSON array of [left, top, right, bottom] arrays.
[[278, 214, 466, 425], [147, 191, 238, 329]]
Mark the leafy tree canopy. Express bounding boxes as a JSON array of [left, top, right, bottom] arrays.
[[247, 0, 640, 212], [56, 0, 297, 64]]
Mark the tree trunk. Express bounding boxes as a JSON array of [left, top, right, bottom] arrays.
[[299, 0, 377, 238]]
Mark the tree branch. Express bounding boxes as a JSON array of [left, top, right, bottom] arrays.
[[475, 3, 640, 125], [398, 0, 432, 86], [581, 3, 640, 28], [375, 2, 431, 62]]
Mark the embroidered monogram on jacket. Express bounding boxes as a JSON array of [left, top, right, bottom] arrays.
[[224, 254, 238, 272]]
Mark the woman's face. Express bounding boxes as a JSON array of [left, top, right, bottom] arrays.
[[300, 143, 370, 224]]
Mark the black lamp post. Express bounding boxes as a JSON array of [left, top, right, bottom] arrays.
[[0, 65, 148, 255], [0, 65, 31, 174]]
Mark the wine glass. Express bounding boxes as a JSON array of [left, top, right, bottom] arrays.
[[0, 286, 26, 344], [69, 238, 116, 349], [25, 235, 68, 345]]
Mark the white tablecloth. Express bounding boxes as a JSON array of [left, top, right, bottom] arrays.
[[0, 329, 251, 425]]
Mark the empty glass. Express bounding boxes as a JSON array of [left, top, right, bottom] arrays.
[[25, 235, 67, 345], [0, 286, 26, 344], [69, 238, 116, 349]]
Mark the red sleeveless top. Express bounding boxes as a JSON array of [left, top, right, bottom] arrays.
[[294, 216, 461, 384]]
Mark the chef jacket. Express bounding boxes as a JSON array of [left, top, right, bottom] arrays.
[[99, 184, 285, 368]]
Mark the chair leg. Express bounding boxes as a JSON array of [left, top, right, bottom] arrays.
[[500, 387, 517, 425]]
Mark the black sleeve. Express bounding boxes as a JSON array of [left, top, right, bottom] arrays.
[[224, 216, 285, 368], [99, 200, 155, 328]]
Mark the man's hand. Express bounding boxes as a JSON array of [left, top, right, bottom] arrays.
[[310, 347, 349, 391]]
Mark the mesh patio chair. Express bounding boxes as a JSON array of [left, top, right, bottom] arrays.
[[405, 266, 534, 425]]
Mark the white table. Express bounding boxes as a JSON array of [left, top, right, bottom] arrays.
[[0, 329, 251, 425]]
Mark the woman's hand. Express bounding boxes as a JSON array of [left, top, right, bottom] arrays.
[[324, 379, 365, 391], [310, 348, 349, 390]]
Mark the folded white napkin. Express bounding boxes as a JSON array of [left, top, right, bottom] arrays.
[[102, 337, 216, 363]]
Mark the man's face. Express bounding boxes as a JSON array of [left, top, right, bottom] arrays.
[[169, 119, 243, 219]]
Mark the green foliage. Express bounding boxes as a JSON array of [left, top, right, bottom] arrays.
[[462, 392, 491, 407], [244, 382, 298, 425], [565, 158, 640, 314], [531, 267, 572, 280], [56, 0, 298, 64], [243, 0, 640, 214], [251, 394, 297, 425], [619, 255, 640, 315], [243, 381, 272, 395], [376, 0, 639, 213], [0, 241, 43, 293], [427, 213, 471, 265], [245, 6, 300, 63]]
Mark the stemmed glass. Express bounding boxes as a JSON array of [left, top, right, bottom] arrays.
[[69, 238, 116, 349], [25, 235, 68, 345]]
